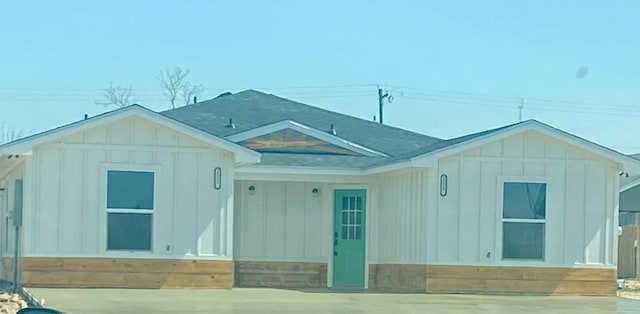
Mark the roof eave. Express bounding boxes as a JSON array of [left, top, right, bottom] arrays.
[[0, 105, 262, 165], [407, 120, 640, 172]]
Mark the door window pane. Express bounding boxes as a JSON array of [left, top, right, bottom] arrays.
[[502, 222, 544, 259], [107, 171, 154, 209], [107, 213, 152, 250], [503, 182, 546, 219]]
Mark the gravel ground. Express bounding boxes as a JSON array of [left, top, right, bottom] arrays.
[[0, 282, 29, 314], [618, 279, 640, 301]]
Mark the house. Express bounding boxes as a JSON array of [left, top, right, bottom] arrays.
[[620, 156, 640, 225], [1, 90, 638, 295]]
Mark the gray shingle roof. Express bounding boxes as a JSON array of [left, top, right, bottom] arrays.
[[162, 90, 442, 156], [161, 90, 523, 169]]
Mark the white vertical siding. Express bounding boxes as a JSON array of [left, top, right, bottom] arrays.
[[23, 117, 235, 259], [234, 180, 327, 262], [375, 169, 429, 263], [429, 130, 618, 267]]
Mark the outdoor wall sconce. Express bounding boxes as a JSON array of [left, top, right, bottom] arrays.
[[248, 185, 256, 195], [311, 187, 320, 198], [440, 174, 448, 197], [213, 167, 222, 190]]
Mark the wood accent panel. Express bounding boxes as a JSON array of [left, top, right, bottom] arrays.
[[426, 265, 616, 296], [235, 261, 327, 288], [368, 264, 426, 292], [21, 257, 233, 289]]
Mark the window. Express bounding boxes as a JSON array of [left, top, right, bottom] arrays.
[[340, 196, 363, 240], [106, 170, 154, 251], [502, 182, 546, 259]]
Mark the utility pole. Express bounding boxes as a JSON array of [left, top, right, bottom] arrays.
[[377, 85, 389, 124], [518, 97, 524, 122]]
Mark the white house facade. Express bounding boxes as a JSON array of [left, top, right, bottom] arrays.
[[1, 90, 637, 295]]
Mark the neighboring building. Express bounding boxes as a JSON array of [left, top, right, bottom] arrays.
[[620, 155, 640, 225], [1, 90, 638, 295]]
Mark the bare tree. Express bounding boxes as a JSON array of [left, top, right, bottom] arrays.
[[159, 67, 204, 108], [102, 82, 135, 108], [181, 82, 205, 105], [0, 122, 25, 144]]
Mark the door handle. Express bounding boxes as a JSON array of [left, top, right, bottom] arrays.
[[334, 251, 338, 256], [334, 239, 338, 246]]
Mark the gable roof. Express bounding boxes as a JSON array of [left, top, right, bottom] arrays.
[[163, 90, 640, 172], [226, 120, 388, 157], [162, 90, 442, 157], [0, 105, 261, 164], [408, 120, 640, 173]]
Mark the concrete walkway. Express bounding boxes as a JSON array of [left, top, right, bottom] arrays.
[[27, 288, 640, 314]]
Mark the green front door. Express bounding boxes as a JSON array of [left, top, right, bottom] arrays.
[[333, 189, 366, 288]]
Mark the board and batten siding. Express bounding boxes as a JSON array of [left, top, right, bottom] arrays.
[[22, 117, 235, 259], [427, 130, 619, 267], [374, 169, 429, 263], [234, 180, 328, 262]]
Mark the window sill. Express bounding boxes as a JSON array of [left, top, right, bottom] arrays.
[[499, 258, 547, 266]]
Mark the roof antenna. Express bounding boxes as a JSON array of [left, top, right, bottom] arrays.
[[329, 124, 337, 135], [225, 118, 236, 129]]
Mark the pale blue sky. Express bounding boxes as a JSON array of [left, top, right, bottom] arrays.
[[1, 1, 639, 152]]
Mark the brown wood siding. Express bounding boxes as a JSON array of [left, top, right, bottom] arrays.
[[20, 257, 233, 288], [368, 264, 426, 292], [426, 265, 616, 296], [235, 261, 327, 288]]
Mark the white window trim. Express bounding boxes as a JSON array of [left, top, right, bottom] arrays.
[[101, 164, 160, 254], [497, 176, 549, 263]]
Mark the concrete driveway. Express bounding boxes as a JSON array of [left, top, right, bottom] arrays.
[[27, 288, 640, 314]]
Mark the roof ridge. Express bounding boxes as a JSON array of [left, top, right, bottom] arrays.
[[186, 89, 444, 142]]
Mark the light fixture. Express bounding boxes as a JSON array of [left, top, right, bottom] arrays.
[[312, 187, 320, 198], [440, 174, 448, 197], [248, 185, 256, 195], [213, 167, 222, 190]]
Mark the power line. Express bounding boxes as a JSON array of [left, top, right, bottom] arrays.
[[0, 83, 638, 118]]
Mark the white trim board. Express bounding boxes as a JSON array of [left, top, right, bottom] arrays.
[[0, 105, 261, 165], [225, 120, 388, 157]]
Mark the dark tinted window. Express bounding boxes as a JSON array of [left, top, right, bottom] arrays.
[[107, 171, 154, 209], [503, 222, 544, 259], [107, 213, 152, 250], [503, 182, 546, 219]]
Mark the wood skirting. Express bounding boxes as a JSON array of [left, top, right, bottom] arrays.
[[20, 257, 233, 289], [426, 265, 617, 296], [368, 264, 426, 292], [235, 261, 328, 288]]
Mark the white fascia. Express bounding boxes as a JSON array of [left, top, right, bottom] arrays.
[[225, 120, 388, 157]]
